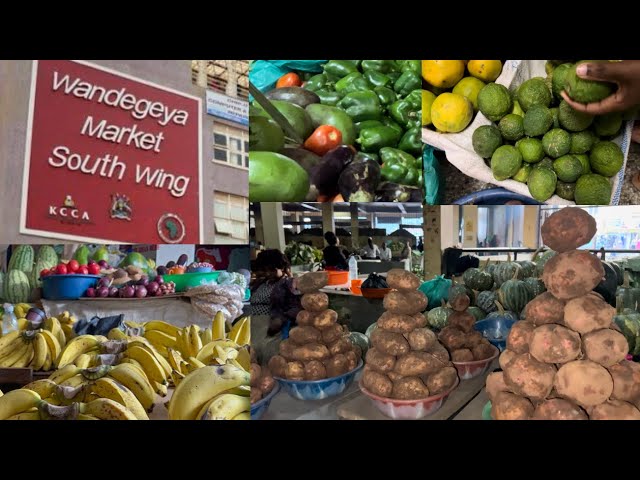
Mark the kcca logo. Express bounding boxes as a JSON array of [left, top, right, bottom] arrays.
[[48, 195, 92, 225]]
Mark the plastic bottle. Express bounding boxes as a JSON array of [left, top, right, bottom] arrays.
[[348, 256, 359, 284], [2, 303, 19, 336]]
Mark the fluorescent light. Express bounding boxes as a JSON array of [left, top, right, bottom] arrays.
[[284, 224, 293, 229], [303, 217, 311, 222]]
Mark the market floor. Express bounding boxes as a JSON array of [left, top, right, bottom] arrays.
[[439, 142, 640, 205]]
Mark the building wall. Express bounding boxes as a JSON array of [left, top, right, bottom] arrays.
[[0, 60, 248, 244]]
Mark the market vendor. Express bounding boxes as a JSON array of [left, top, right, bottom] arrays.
[[362, 237, 381, 259], [323, 231, 349, 270], [380, 242, 392, 261]]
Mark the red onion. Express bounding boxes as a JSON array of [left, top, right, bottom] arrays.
[[135, 285, 148, 298], [98, 277, 113, 289], [138, 275, 149, 286], [109, 287, 119, 297], [156, 275, 164, 285], [147, 282, 159, 295], [98, 260, 109, 268], [122, 285, 135, 298], [86, 287, 96, 297], [97, 286, 109, 298]]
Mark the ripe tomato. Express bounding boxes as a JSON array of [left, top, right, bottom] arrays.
[[40, 269, 50, 278], [67, 260, 80, 272], [78, 265, 89, 275], [55, 264, 68, 275], [88, 263, 101, 275], [276, 72, 302, 88]]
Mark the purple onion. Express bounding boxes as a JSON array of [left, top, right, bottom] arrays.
[[97, 286, 109, 298], [135, 285, 148, 298], [98, 260, 108, 268], [138, 275, 149, 286], [86, 287, 96, 297], [109, 286, 119, 297], [98, 277, 113, 289], [122, 285, 135, 298], [88, 260, 97, 265], [147, 282, 159, 295], [156, 275, 164, 285]]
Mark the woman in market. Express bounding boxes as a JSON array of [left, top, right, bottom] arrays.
[[380, 242, 392, 261], [362, 237, 381, 259], [322, 231, 349, 270], [248, 249, 302, 363]]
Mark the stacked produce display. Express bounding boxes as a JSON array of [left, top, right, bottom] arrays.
[[250, 347, 276, 403], [486, 207, 640, 420], [266, 271, 361, 381], [2, 245, 58, 304], [362, 269, 458, 400], [249, 60, 424, 203]]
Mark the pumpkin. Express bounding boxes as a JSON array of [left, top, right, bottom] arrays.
[[463, 259, 494, 291], [533, 248, 557, 276], [594, 256, 618, 307], [468, 306, 487, 322], [492, 254, 524, 288], [427, 300, 452, 330], [517, 260, 537, 278], [485, 301, 519, 323], [498, 271, 532, 314], [477, 290, 498, 314], [524, 277, 546, 298], [614, 296, 640, 356], [617, 271, 640, 311], [449, 281, 475, 305], [608, 262, 624, 286]]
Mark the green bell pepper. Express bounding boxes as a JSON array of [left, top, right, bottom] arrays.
[[380, 147, 421, 186], [363, 70, 391, 88], [355, 120, 385, 135], [404, 89, 423, 109], [407, 110, 422, 130], [361, 60, 398, 74], [335, 72, 373, 94], [304, 73, 328, 92], [356, 125, 402, 153], [337, 90, 382, 123], [316, 88, 344, 106], [355, 151, 380, 163], [389, 98, 420, 129], [387, 71, 401, 83], [381, 116, 403, 136], [398, 60, 421, 75], [398, 127, 423, 156], [324, 60, 358, 78], [374, 86, 397, 107], [393, 71, 422, 97]]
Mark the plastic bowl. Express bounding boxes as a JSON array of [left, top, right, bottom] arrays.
[[250, 382, 280, 420], [361, 288, 391, 299], [474, 318, 516, 352], [350, 279, 363, 295], [187, 266, 213, 273], [327, 270, 349, 286], [453, 188, 543, 205], [163, 271, 222, 292], [42, 274, 101, 300], [360, 376, 459, 420], [452, 345, 500, 380], [482, 401, 493, 420], [274, 360, 363, 401]]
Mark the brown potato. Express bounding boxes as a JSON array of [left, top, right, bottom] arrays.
[[608, 361, 640, 406], [408, 328, 437, 351], [564, 294, 615, 334], [464, 331, 484, 349], [285, 361, 305, 380], [345, 350, 359, 371], [542, 250, 605, 300], [365, 347, 396, 373], [388, 371, 405, 382], [426, 366, 458, 395], [426, 342, 451, 364], [377, 312, 417, 334], [383, 290, 428, 315], [438, 326, 466, 351], [503, 353, 556, 400], [452, 349, 474, 362], [371, 329, 411, 356], [448, 311, 476, 333], [532, 398, 587, 420], [251, 387, 263, 404], [304, 360, 327, 381], [362, 367, 393, 397], [328, 338, 352, 356], [491, 391, 533, 420], [313, 309, 338, 329], [528, 324, 582, 364], [506, 321, 535, 354], [279, 339, 296, 360], [325, 354, 349, 377], [541, 208, 597, 253], [267, 355, 287, 378], [412, 313, 428, 328], [301, 292, 329, 312], [582, 328, 628, 367], [525, 292, 566, 326], [499, 349, 516, 370], [296, 310, 316, 327], [472, 343, 496, 361], [321, 323, 344, 344], [394, 351, 444, 376], [589, 400, 640, 420], [289, 326, 322, 345], [250, 363, 261, 387], [258, 375, 276, 395], [392, 376, 430, 400], [386, 269, 422, 291], [450, 294, 470, 312], [297, 272, 329, 293], [554, 360, 613, 408], [291, 343, 331, 362], [486, 372, 511, 402]]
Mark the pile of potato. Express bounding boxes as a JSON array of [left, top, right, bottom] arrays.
[[438, 293, 496, 362], [251, 347, 276, 403], [487, 207, 640, 420], [267, 272, 361, 381], [362, 269, 459, 400]]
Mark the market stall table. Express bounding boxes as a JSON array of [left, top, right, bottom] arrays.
[[453, 388, 490, 421], [320, 275, 385, 333]]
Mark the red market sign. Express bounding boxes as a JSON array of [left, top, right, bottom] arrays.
[[20, 60, 203, 244]]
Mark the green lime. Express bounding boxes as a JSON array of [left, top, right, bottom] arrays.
[[491, 145, 523, 181]]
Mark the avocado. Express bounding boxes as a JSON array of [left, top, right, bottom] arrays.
[[551, 63, 573, 100], [250, 115, 285, 152], [558, 100, 593, 132], [249, 151, 310, 202], [575, 174, 612, 205], [555, 180, 576, 201], [565, 61, 616, 103], [478, 83, 512, 122], [593, 112, 623, 137], [499, 114, 525, 141], [527, 167, 557, 202], [491, 145, 522, 181], [472, 125, 503, 158], [553, 155, 584, 182], [542, 128, 571, 158], [570, 130, 596, 154], [517, 78, 552, 111], [590, 141, 623, 177], [253, 99, 313, 140], [523, 105, 553, 137], [517, 138, 545, 164]]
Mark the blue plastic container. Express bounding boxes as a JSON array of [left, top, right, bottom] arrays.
[[187, 266, 213, 273], [453, 188, 543, 205], [251, 382, 280, 420], [42, 274, 101, 300], [474, 317, 516, 352], [275, 360, 363, 401]]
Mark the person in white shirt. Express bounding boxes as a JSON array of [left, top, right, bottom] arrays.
[[380, 242, 392, 261], [362, 237, 381, 259]]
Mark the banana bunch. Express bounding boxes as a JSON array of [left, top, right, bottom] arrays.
[[168, 364, 251, 420], [12, 304, 32, 321], [0, 330, 58, 370]]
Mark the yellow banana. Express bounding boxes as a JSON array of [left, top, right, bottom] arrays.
[[188, 356, 207, 369], [56, 335, 101, 368], [153, 381, 168, 397], [30, 332, 48, 371], [237, 317, 250, 346], [74, 353, 93, 369], [126, 345, 167, 385], [186, 325, 202, 358], [168, 364, 250, 420], [0, 389, 42, 420], [77, 414, 100, 420], [42, 396, 62, 406], [60, 323, 75, 342], [196, 340, 239, 364], [144, 320, 180, 338], [229, 317, 247, 344], [91, 377, 149, 420], [166, 348, 184, 372], [0, 330, 21, 356], [39, 329, 62, 365], [236, 347, 251, 371], [107, 328, 128, 341], [212, 312, 226, 340], [0, 340, 29, 367], [80, 398, 138, 420], [60, 374, 89, 389], [42, 349, 53, 372], [0, 338, 24, 365], [56, 311, 71, 324], [22, 380, 58, 399], [144, 328, 177, 348], [178, 360, 190, 375], [232, 411, 250, 420], [171, 370, 186, 388], [200, 327, 213, 346], [119, 357, 146, 374], [44, 317, 67, 348], [17, 318, 29, 330], [196, 393, 250, 421], [7, 411, 41, 420], [49, 364, 81, 384], [108, 363, 155, 411]]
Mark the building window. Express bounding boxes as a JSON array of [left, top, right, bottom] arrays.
[[215, 192, 249, 241], [213, 124, 249, 169]]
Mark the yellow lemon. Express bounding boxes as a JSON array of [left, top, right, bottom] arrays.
[[452, 76, 486, 110], [431, 93, 474, 133], [422, 60, 465, 89], [467, 60, 503, 82], [422, 90, 437, 126]]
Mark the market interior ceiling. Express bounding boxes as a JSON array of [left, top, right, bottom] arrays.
[[249, 202, 423, 215]]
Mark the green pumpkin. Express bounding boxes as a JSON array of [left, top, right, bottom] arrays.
[[614, 295, 640, 355], [449, 282, 475, 305], [517, 260, 536, 278], [533, 248, 556, 276], [468, 306, 486, 322], [463, 259, 494, 291], [498, 272, 532, 314], [609, 262, 624, 286], [617, 272, 640, 311], [476, 290, 498, 314], [524, 277, 546, 298], [427, 301, 452, 330], [485, 301, 519, 323], [492, 255, 524, 288]]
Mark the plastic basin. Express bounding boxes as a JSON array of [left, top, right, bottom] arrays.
[[187, 266, 213, 273], [453, 188, 543, 205], [474, 318, 516, 352], [274, 360, 363, 401], [251, 382, 280, 420], [42, 274, 101, 300], [361, 288, 391, 299], [163, 271, 222, 292], [360, 377, 459, 420], [350, 279, 363, 295], [327, 270, 349, 285], [452, 345, 500, 380]]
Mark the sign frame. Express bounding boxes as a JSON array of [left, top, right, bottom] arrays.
[[205, 89, 248, 126], [19, 59, 204, 244]]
